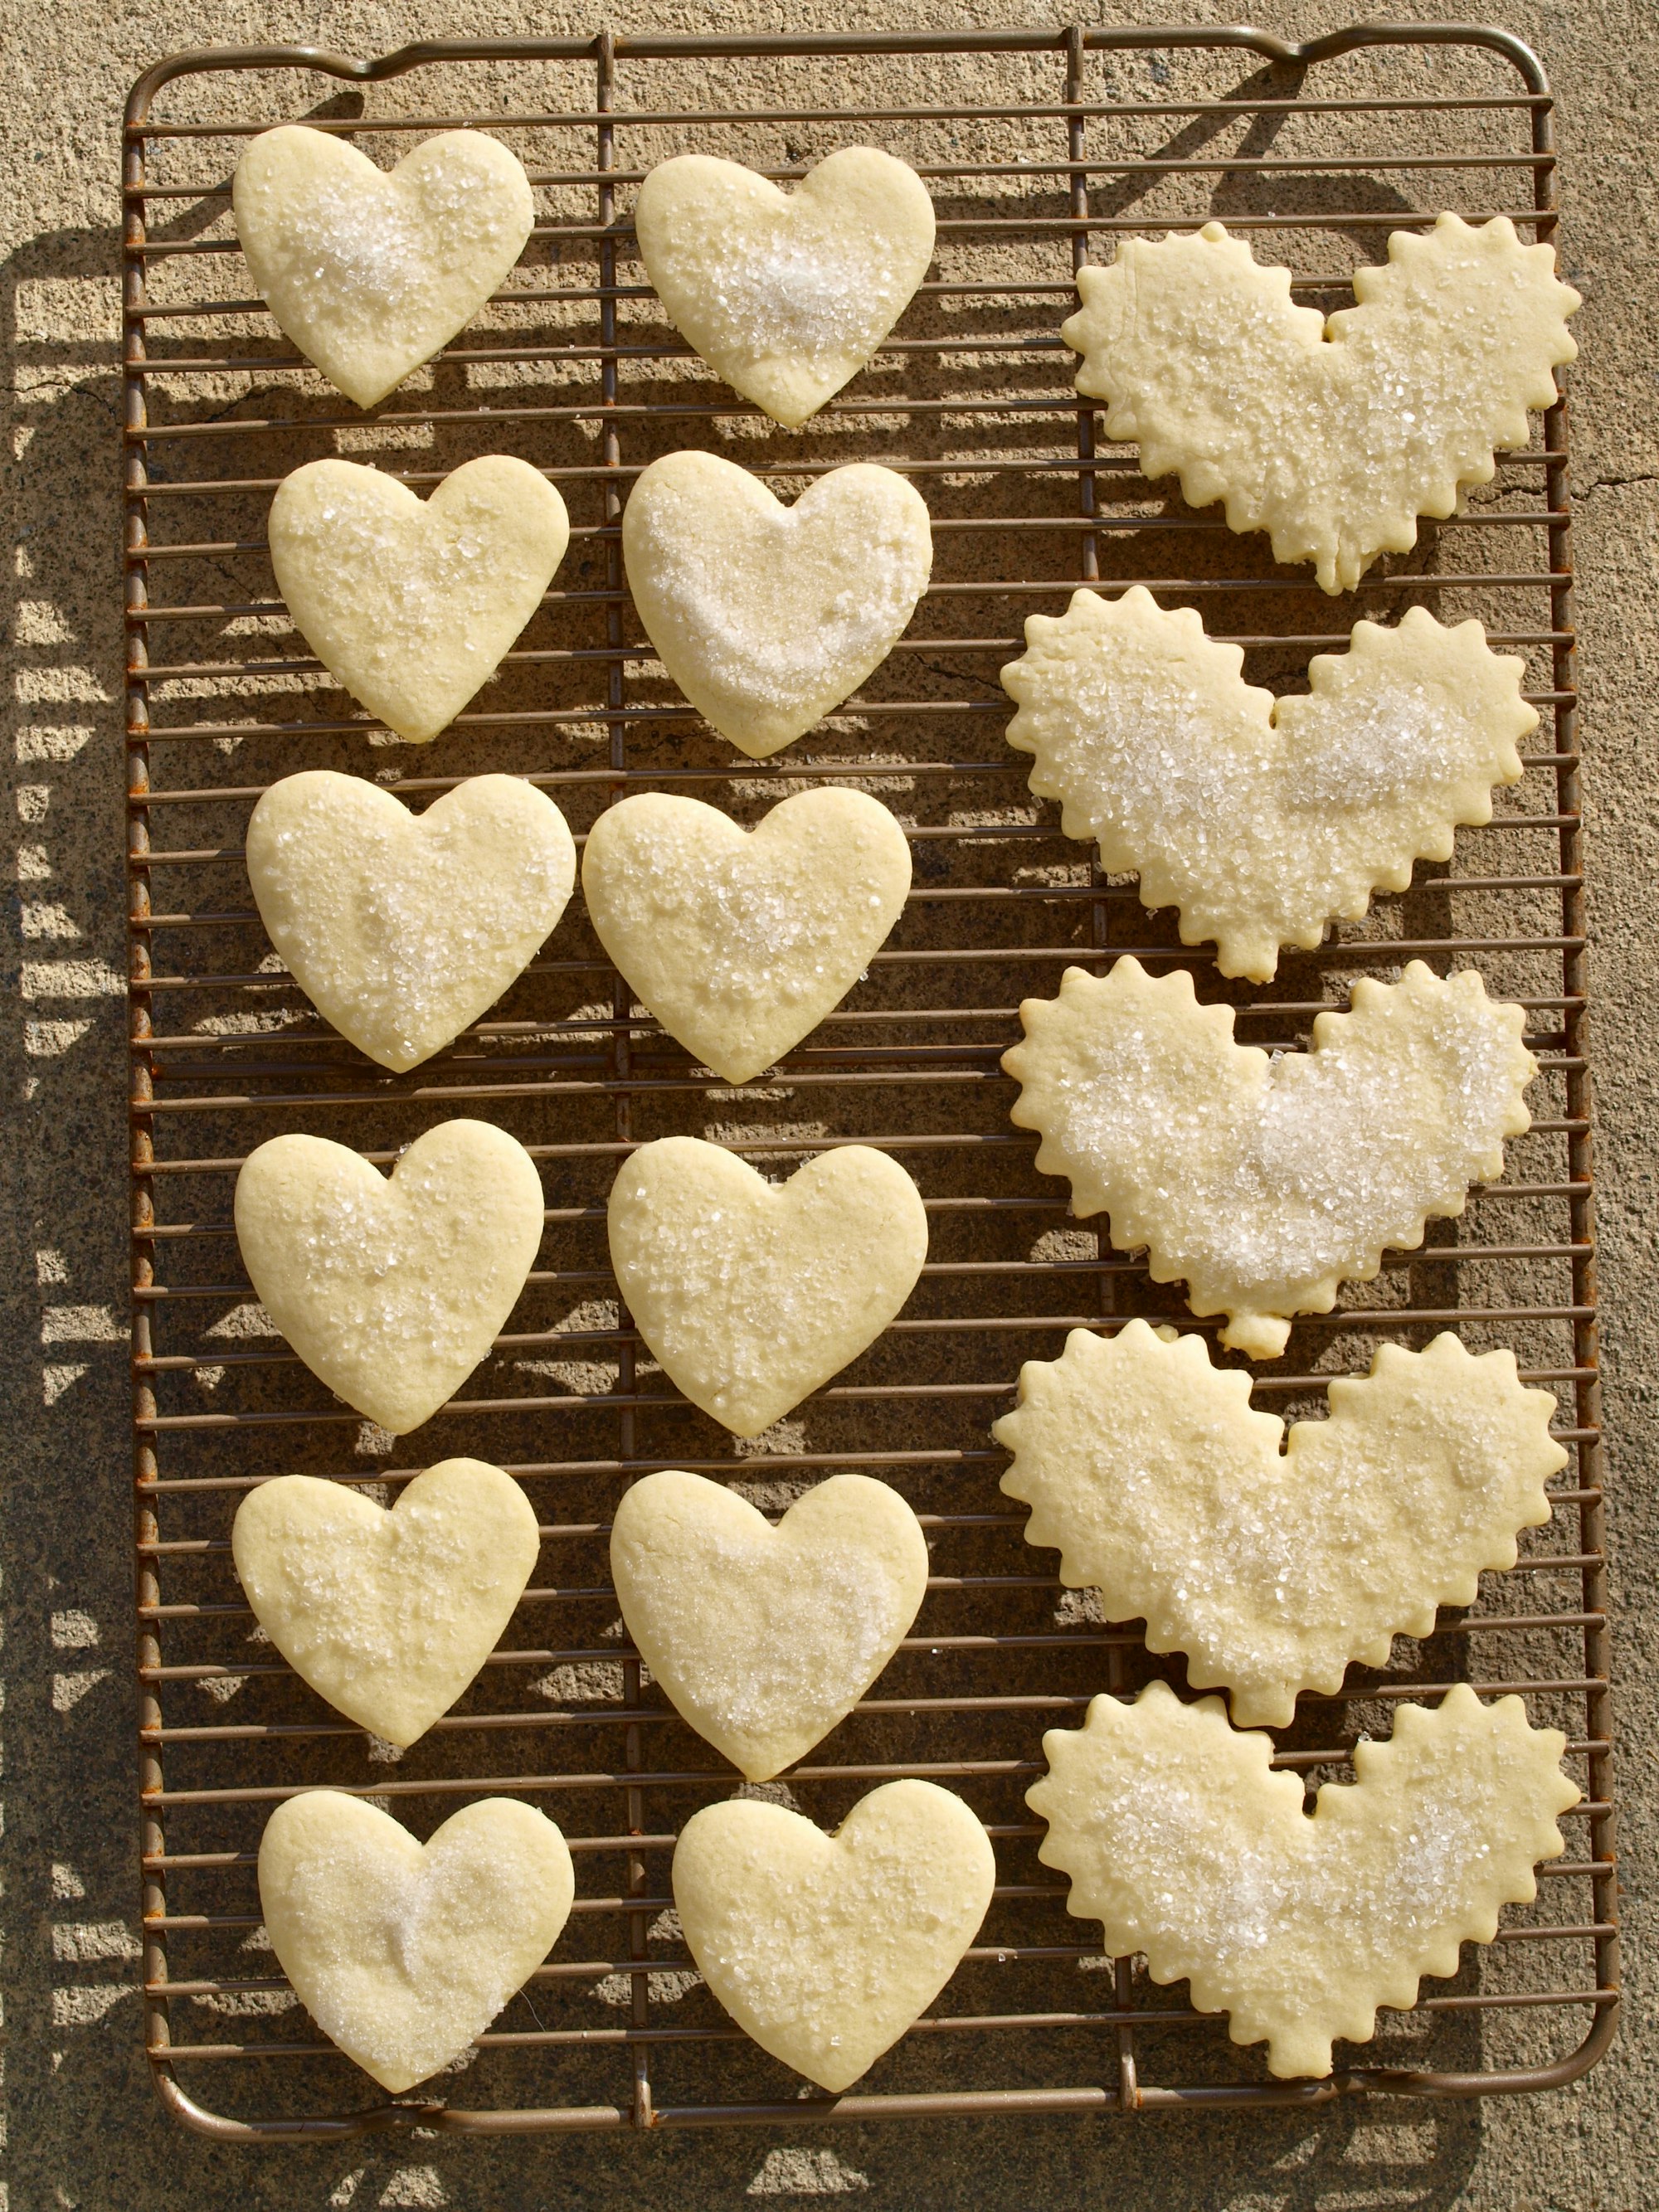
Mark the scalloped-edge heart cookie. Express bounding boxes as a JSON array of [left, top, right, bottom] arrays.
[[260, 1791, 574, 2092], [236, 1121, 545, 1435], [674, 1779, 995, 2092], [607, 1138, 928, 1437], [233, 1459, 542, 1748], [270, 456, 570, 743], [1029, 1680, 1578, 2078], [581, 789, 911, 1082], [234, 125, 535, 408], [1063, 214, 1579, 593], [635, 148, 936, 426], [247, 771, 576, 1072], [1003, 958, 1535, 1359], [1001, 590, 1535, 981], [612, 1471, 927, 1780], [622, 451, 932, 759], [996, 1323, 1564, 1727]]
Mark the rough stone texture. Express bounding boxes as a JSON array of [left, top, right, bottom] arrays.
[[2, 1, 1653, 2206]]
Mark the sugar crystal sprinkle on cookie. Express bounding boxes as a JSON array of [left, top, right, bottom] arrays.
[[612, 1471, 926, 1779], [608, 1140, 927, 1437], [235, 1122, 545, 1436], [582, 789, 910, 1083], [267, 457, 569, 745], [635, 148, 936, 425], [1003, 590, 1535, 980], [1004, 958, 1535, 1357], [235, 1461, 539, 1748], [259, 1795, 572, 2091], [1029, 1680, 1578, 2078], [622, 456, 932, 756], [673, 1782, 994, 2092], [234, 127, 535, 408], [248, 771, 576, 1073], [997, 1323, 1565, 1726], [678, 228, 908, 374], [1062, 213, 1579, 593]]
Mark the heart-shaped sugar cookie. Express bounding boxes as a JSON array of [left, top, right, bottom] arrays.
[[622, 451, 932, 759], [674, 1780, 995, 2093], [612, 1471, 927, 1780], [1005, 958, 1535, 1359], [635, 148, 936, 426], [235, 1121, 545, 1435], [1063, 214, 1579, 593], [607, 1138, 928, 1437], [1031, 1681, 1578, 2078], [233, 1460, 542, 1748], [247, 771, 576, 1072], [1002, 590, 1535, 981], [581, 790, 910, 1082], [270, 456, 570, 743], [997, 1323, 1564, 1728], [233, 126, 535, 408], [260, 1791, 574, 2092]]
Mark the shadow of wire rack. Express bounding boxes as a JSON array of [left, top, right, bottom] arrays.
[[123, 18, 1618, 2142]]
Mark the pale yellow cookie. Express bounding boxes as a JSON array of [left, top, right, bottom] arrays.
[[247, 771, 576, 1072], [1002, 590, 1535, 981], [611, 1471, 927, 1780], [622, 451, 932, 760], [581, 789, 910, 1082], [1004, 958, 1535, 1358], [674, 1780, 995, 2093], [607, 1138, 927, 1437], [233, 125, 534, 408], [260, 1791, 574, 2092], [1063, 214, 1579, 593], [1030, 1680, 1578, 2078], [235, 1121, 544, 1435], [269, 456, 570, 743], [996, 1323, 1564, 1727], [233, 1460, 542, 1748], [635, 148, 936, 425]]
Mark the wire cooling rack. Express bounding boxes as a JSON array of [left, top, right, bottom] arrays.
[[123, 21, 1618, 2141]]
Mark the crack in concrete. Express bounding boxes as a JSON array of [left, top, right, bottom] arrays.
[[1580, 471, 1659, 493]]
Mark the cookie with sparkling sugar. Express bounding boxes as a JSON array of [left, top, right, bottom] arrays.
[[622, 451, 932, 759], [260, 1791, 574, 2092], [1062, 214, 1579, 593], [674, 1780, 995, 2093], [247, 771, 576, 1072], [607, 1138, 928, 1437], [1002, 958, 1535, 1359], [1001, 589, 1535, 981], [635, 148, 936, 426], [269, 456, 570, 744], [996, 1322, 1565, 1728], [234, 1459, 542, 1748], [235, 1121, 544, 1435], [1029, 1680, 1578, 2079], [581, 789, 911, 1082], [233, 125, 535, 408], [612, 1471, 928, 1781]]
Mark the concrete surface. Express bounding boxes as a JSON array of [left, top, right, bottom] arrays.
[[2, 0, 1655, 2205]]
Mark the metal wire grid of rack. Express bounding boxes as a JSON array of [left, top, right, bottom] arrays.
[[122, 21, 1617, 2141]]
